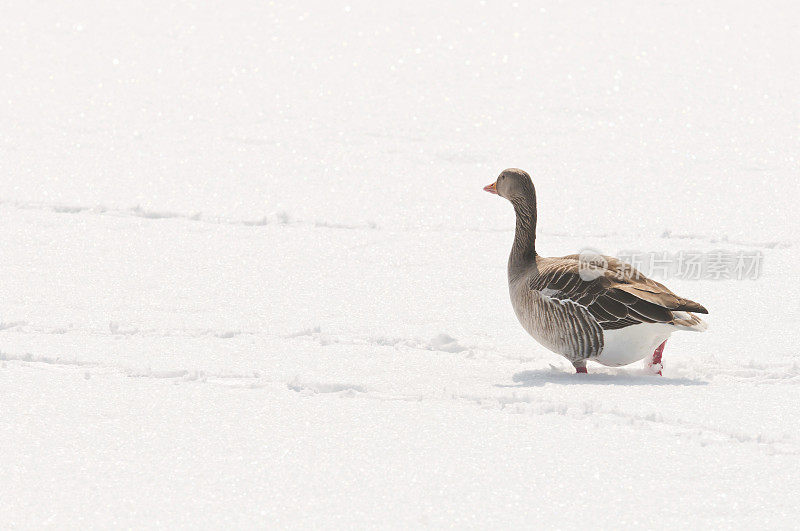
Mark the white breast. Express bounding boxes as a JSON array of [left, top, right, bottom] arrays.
[[595, 323, 674, 367]]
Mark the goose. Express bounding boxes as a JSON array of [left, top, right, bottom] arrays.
[[483, 168, 708, 375]]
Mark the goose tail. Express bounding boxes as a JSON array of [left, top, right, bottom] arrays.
[[670, 311, 708, 332]]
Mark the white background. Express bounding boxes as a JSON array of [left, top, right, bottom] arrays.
[[1, 1, 799, 528]]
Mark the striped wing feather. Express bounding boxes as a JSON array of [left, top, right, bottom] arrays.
[[530, 255, 708, 331]]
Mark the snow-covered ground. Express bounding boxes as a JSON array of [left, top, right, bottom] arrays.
[[2, 0, 799, 528]]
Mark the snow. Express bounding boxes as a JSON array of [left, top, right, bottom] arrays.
[[2, 0, 799, 527]]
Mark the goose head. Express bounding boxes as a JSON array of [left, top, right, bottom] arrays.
[[483, 168, 535, 202]]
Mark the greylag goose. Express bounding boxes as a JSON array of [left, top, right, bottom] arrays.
[[484, 168, 708, 374]]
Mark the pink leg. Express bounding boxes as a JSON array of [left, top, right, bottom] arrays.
[[647, 340, 667, 375], [573, 361, 588, 374]]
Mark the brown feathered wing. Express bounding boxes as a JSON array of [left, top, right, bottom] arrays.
[[529, 255, 708, 331]]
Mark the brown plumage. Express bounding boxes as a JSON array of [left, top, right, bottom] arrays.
[[531, 255, 708, 332]]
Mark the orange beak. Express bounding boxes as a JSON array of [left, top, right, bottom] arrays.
[[483, 182, 498, 194]]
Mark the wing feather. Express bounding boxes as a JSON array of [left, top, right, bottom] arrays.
[[530, 255, 708, 331]]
